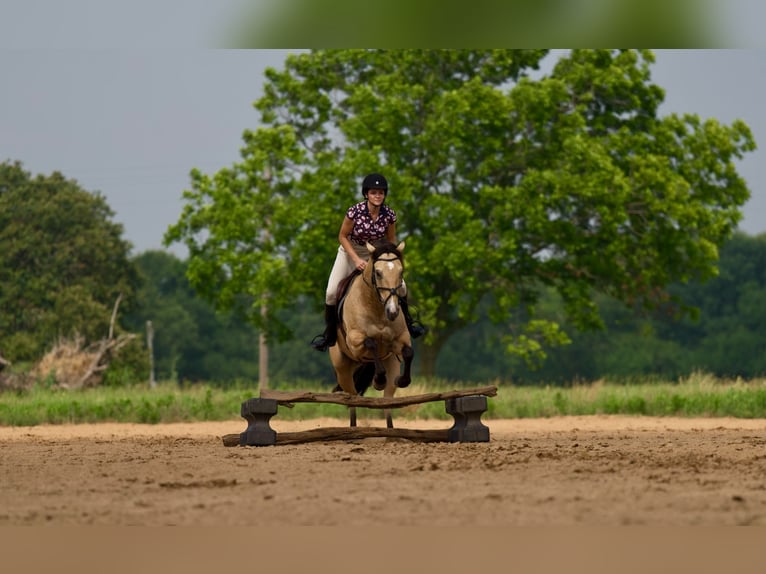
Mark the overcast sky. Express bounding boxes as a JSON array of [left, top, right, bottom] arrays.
[[2, 3, 766, 257]]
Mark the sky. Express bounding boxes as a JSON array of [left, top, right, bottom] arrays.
[[2, 2, 766, 258]]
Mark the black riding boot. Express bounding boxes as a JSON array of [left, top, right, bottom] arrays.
[[399, 297, 427, 339], [311, 304, 338, 352]]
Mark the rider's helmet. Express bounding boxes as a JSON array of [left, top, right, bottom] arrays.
[[362, 173, 388, 199]]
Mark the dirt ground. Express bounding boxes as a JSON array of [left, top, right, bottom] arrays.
[[1, 415, 764, 526]]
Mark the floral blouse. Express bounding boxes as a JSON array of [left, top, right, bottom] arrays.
[[345, 201, 397, 245]]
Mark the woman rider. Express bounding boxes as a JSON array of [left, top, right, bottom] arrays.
[[311, 173, 426, 352]]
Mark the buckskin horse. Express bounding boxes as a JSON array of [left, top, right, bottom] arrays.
[[329, 240, 414, 428]]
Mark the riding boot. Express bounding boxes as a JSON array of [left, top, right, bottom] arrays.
[[311, 304, 338, 352], [399, 296, 427, 339]]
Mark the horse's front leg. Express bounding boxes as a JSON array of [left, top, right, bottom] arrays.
[[363, 337, 387, 391], [395, 344, 414, 389]]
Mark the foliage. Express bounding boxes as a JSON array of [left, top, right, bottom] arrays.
[[99, 233, 766, 386], [229, 1, 713, 49], [655, 232, 766, 377], [122, 251, 262, 383], [0, 161, 140, 361], [165, 50, 754, 378], [101, 336, 150, 387]]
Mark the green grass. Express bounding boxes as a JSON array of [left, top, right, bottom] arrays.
[[0, 384, 246, 426], [495, 374, 766, 419], [1, 373, 765, 426]]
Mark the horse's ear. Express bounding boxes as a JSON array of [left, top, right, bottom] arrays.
[[365, 242, 376, 254], [396, 241, 405, 253]]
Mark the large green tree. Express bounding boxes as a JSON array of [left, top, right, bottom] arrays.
[[166, 50, 755, 377], [0, 161, 139, 360]]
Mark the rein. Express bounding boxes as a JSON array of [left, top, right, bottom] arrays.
[[363, 254, 404, 306]]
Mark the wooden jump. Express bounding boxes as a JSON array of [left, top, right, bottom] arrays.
[[222, 427, 450, 447], [260, 385, 497, 408], [222, 385, 497, 447]]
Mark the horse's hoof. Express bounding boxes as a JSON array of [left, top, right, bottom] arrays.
[[395, 376, 411, 388], [373, 377, 386, 391]]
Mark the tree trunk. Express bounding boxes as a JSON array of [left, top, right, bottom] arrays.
[[259, 304, 268, 390], [415, 307, 465, 379], [417, 342, 440, 379]]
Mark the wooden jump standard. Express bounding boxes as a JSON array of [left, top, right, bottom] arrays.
[[222, 385, 497, 447]]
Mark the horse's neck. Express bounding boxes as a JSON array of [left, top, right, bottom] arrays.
[[361, 269, 379, 304], [351, 269, 384, 315]]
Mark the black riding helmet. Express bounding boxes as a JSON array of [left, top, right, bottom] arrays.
[[362, 173, 388, 199]]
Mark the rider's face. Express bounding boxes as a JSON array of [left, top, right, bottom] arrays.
[[367, 189, 386, 205]]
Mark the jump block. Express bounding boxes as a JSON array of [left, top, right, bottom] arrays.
[[239, 397, 278, 446], [231, 387, 494, 447], [446, 395, 490, 443]]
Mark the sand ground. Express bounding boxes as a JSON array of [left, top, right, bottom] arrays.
[[1, 415, 764, 526]]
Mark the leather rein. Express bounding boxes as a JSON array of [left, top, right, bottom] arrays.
[[363, 254, 404, 306]]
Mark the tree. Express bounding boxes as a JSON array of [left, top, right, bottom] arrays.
[[165, 50, 755, 378], [123, 251, 199, 381], [0, 161, 139, 361], [657, 233, 766, 378], [124, 250, 263, 383]]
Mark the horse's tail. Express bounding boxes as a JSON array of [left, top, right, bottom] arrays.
[[352, 363, 375, 395], [332, 362, 375, 396]]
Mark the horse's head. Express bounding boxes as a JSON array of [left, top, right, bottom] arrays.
[[365, 240, 406, 321]]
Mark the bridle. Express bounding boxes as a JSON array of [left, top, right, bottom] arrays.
[[365, 254, 404, 306]]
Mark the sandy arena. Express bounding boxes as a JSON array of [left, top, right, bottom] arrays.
[[1, 415, 764, 526]]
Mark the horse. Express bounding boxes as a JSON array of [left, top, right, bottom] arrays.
[[329, 240, 414, 428]]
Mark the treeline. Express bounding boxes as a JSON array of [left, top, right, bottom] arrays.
[[122, 251, 338, 387], [2, 159, 764, 387], [439, 231, 766, 384], [123, 232, 766, 386]]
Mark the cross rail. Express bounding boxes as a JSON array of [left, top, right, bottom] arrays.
[[259, 385, 497, 409]]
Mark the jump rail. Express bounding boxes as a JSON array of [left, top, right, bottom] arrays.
[[222, 385, 497, 447]]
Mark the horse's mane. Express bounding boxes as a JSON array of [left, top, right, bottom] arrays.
[[370, 240, 403, 263]]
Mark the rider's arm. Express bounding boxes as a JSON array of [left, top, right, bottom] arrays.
[[338, 216, 366, 269], [386, 222, 396, 244]]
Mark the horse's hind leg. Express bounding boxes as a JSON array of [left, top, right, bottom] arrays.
[[395, 344, 414, 389], [330, 348, 359, 428], [332, 382, 358, 426]]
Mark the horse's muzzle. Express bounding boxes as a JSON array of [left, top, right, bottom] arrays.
[[385, 299, 400, 322]]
